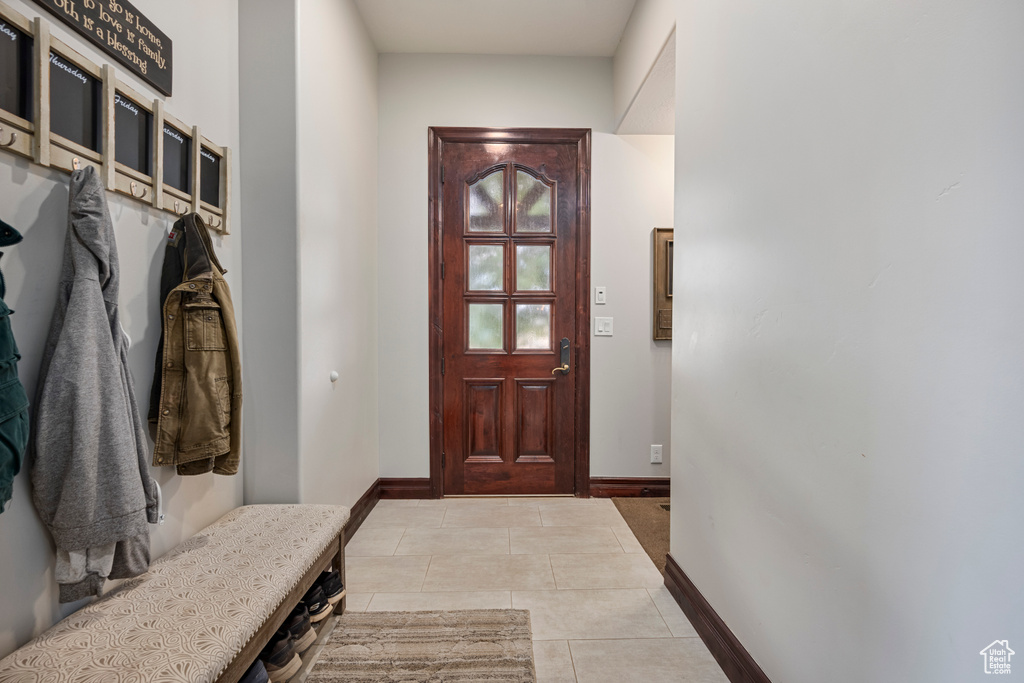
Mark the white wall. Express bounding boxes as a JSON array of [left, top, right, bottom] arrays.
[[296, 0, 380, 505], [239, 0, 301, 504], [612, 0, 675, 129], [377, 54, 674, 480], [240, 0, 380, 506], [0, 0, 243, 658], [670, 1, 1024, 681]]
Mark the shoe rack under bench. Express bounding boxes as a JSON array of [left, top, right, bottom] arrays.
[[214, 530, 346, 683]]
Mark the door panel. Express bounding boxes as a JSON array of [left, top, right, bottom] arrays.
[[465, 380, 503, 463], [436, 135, 583, 495], [516, 380, 555, 463]]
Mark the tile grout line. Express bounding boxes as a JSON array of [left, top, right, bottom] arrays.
[[646, 587, 677, 636], [394, 526, 409, 556], [566, 639, 581, 683], [418, 544, 433, 593]]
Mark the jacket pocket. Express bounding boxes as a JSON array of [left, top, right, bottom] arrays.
[[185, 301, 227, 351], [215, 377, 231, 423]]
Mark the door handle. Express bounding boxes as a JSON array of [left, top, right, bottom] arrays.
[[552, 338, 571, 375]]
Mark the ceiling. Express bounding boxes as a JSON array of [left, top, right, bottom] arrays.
[[353, 0, 639, 57]]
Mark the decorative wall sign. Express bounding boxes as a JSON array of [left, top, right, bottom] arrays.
[[34, 0, 172, 96], [0, 18, 32, 119], [113, 91, 149, 174], [49, 50, 101, 151]]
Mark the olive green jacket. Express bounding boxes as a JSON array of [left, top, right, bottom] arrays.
[[149, 214, 241, 475]]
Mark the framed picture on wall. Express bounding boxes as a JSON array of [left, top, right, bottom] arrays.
[[653, 228, 673, 340]]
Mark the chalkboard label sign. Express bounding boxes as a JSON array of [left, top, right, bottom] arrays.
[[35, 0, 172, 96], [200, 146, 220, 207], [162, 123, 190, 193], [0, 20, 32, 120], [114, 92, 150, 175], [50, 52, 101, 152]]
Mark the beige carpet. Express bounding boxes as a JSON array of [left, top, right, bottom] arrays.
[[612, 497, 671, 576], [306, 609, 536, 682]]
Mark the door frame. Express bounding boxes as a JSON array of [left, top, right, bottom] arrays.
[[428, 126, 592, 498]]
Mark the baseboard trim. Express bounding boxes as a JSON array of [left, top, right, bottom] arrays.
[[589, 477, 670, 498], [379, 477, 432, 499], [344, 479, 380, 545], [664, 554, 772, 683]]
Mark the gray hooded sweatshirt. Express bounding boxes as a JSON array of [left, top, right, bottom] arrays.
[[31, 167, 158, 603]]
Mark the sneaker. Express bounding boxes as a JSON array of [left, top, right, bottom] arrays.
[[283, 603, 316, 654], [239, 658, 269, 683], [314, 570, 346, 606], [300, 583, 334, 623], [258, 628, 301, 683]]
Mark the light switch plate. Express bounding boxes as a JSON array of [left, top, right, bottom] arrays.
[[595, 317, 613, 336], [595, 286, 607, 304]]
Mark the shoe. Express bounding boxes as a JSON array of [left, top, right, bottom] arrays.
[[300, 584, 334, 623], [239, 658, 269, 683], [283, 603, 316, 654], [258, 628, 302, 683], [314, 570, 346, 606]]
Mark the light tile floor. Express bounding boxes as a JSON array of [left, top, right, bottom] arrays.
[[341, 497, 729, 683]]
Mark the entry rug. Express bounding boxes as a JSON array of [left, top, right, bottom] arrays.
[[306, 609, 536, 682]]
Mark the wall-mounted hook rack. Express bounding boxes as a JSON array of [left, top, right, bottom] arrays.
[[0, 3, 231, 234]]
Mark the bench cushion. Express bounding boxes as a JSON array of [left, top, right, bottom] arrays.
[[0, 504, 349, 683]]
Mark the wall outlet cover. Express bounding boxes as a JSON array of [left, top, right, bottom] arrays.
[[651, 444, 663, 464]]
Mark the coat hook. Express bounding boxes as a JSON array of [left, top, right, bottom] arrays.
[[0, 128, 15, 148], [173, 201, 188, 215], [130, 181, 148, 199], [208, 215, 222, 229], [72, 157, 81, 170]]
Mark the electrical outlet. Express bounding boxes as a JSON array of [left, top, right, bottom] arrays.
[[651, 444, 663, 464]]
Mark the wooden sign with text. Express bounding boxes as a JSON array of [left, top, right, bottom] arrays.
[[34, 0, 172, 95]]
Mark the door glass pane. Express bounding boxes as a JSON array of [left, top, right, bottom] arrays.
[[516, 244, 550, 291], [516, 303, 551, 350], [469, 169, 505, 232], [468, 244, 504, 291], [469, 303, 504, 350], [516, 170, 552, 233]]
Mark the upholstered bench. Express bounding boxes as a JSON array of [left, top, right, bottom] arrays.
[[0, 504, 350, 683]]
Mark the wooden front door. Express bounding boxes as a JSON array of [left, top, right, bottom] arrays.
[[429, 128, 591, 496]]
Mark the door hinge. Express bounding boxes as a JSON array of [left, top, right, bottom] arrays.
[[441, 451, 446, 469], [441, 358, 445, 375]]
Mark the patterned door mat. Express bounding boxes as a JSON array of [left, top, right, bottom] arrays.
[[305, 609, 536, 682]]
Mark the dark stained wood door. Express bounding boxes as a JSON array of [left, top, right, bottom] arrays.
[[429, 129, 591, 496]]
